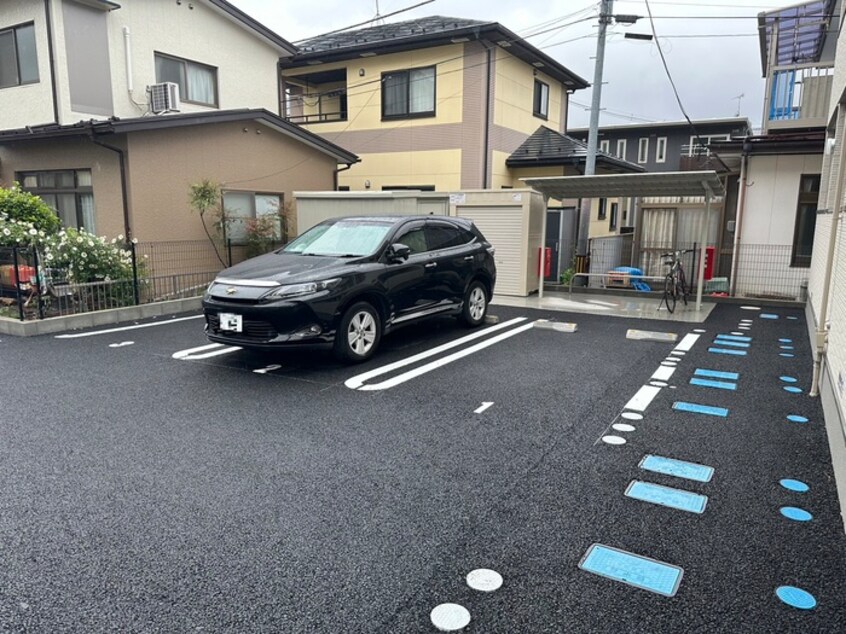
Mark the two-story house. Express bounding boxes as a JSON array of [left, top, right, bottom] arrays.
[[0, 0, 357, 242], [708, 0, 836, 301], [279, 16, 643, 281]]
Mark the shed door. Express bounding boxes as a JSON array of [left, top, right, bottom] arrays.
[[457, 206, 524, 296]]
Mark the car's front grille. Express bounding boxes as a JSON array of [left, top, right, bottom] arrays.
[[206, 314, 278, 340]]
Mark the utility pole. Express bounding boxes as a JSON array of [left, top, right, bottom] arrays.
[[577, 0, 614, 257]]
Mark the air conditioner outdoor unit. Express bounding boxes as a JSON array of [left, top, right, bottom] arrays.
[[149, 82, 180, 114]]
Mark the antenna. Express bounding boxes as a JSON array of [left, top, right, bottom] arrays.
[[733, 93, 745, 117]]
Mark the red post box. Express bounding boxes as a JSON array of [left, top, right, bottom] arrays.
[[538, 247, 552, 277], [704, 246, 715, 281]]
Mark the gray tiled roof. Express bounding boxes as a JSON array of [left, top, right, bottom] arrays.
[[298, 16, 491, 54], [507, 126, 644, 173]]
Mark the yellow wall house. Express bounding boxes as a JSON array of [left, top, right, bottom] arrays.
[[279, 16, 643, 194]]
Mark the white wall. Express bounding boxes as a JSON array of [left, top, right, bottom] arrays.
[[1, 0, 285, 128], [0, 3, 55, 128], [741, 153, 823, 245]]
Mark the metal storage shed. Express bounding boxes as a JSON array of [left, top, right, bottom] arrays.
[[521, 171, 725, 310]]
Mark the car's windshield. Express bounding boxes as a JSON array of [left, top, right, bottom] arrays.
[[282, 219, 393, 257]]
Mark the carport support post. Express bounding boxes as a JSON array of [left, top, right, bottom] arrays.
[[696, 185, 713, 312], [539, 193, 549, 299]]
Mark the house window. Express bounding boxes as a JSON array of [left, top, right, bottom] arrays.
[[638, 138, 649, 164], [0, 22, 39, 88], [155, 52, 217, 106], [382, 66, 435, 119], [609, 202, 618, 230], [533, 79, 549, 119], [656, 137, 667, 163], [616, 139, 627, 160], [791, 174, 821, 267], [598, 198, 607, 220], [18, 169, 95, 231], [222, 192, 283, 242], [599, 139, 610, 154], [688, 134, 729, 156]]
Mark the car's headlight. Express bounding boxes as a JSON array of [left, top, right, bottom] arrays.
[[264, 278, 341, 300]]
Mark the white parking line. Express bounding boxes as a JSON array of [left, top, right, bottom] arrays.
[[651, 365, 676, 382], [55, 315, 204, 338], [474, 402, 494, 414], [624, 385, 662, 412], [172, 342, 242, 360], [108, 341, 135, 348], [674, 333, 700, 352], [344, 317, 528, 390]]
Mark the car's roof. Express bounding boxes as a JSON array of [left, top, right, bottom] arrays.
[[325, 215, 473, 226]]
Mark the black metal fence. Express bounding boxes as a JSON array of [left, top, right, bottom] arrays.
[[0, 238, 280, 321]]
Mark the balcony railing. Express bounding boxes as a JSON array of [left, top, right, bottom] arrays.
[[284, 112, 347, 124], [765, 64, 834, 131]]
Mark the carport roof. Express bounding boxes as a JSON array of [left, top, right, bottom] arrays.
[[520, 170, 725, 199]]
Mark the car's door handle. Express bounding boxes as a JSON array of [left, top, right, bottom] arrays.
[[425, 262, 438, 269], [463, 255, 474, 261]]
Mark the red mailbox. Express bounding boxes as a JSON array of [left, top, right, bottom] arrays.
[[704, 246, 716, 281], [538, 247, 552, 277]]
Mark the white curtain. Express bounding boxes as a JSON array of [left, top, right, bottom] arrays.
[[79, 194, 95, 232], [409, 67, 435, 113], [187, 64, 215, 105]]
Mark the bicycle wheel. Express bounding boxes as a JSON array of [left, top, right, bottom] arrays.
[[677, 267, 688, 306], [663, 274, 676, 314]]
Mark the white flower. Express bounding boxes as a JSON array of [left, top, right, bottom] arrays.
[[110, 238, 116, 245], [46, 253, 53, 261], [81, 252, 87, 258], [77, 237, 83, 243], [131, 238, 138, 245], [88, 240, 94, 247], [2, 228, 9, 236], [117, 234, 124, 241], [28, 228, 37, 236]]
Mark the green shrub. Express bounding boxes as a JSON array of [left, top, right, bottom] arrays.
[[0, 183, 60, 234]]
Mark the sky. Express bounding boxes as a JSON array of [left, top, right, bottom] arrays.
[[229, 0, 787, 130]]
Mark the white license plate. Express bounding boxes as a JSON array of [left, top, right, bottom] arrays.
[[219, 312, 243, 332]]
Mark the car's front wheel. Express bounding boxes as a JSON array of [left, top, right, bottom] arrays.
[[461, 280, 488, 327], [335, 301, 381, 363]]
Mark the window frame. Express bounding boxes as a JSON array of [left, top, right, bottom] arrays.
[[616, 139, 627, 160], [0, 21, 39, 89], [154, 51, 219, 107], [380, 65, 437, 121], [609, 202, 619, 231], [597, 198, 607, 220], [221, 190, 284, 244], [790, 173, 821, 268], [533, 79, 549, 120], [638, 138, 649, 164], [599, 139, 610, 154], [656, 137, 668, 163], [17, 168, 94, 231]]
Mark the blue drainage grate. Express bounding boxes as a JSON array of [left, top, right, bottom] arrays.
[[779, 338, 793, 343], [786, 414, 809, 423], [780, 376, 797, 383], [625, 481, 708, 514], [776, 586, 817, 610], [708, 347, 747, 356], [787, 316, 799, 320], [690, 377, 737, 391], [783, 386, 803, 394], [673, 401, 729, 417], [780, 346, 795, 350], [712, 340, 750, 349], [780, 353, 795, 358], [761, 314, 779, 319], [780, 479, 810, 493], [640, 455, 714, 483], [579, 544, 684, 597], [695, 369, 739, 380], [780, 506, 813, 522], [715, 334, 752, 342]]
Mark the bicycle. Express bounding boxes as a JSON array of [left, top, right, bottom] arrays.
[[660, 249, 693, 314]]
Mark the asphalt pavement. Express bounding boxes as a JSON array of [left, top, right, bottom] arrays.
[[0, 303, 843, 632]]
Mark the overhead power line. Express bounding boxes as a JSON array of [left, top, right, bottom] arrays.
[[292, 0, 435, 44]]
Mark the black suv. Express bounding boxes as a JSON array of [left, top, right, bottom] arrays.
[[203, 216, 497, 362]]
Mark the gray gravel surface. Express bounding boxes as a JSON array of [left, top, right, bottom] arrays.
[[0, 304, 843, 632]]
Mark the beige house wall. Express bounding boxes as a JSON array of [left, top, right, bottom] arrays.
[[0, 138, 126, 237], [493, 47, 564, 135], [0, 121, 339, 242], [338, 149, 462, 192], [125, 121, 338, 241]]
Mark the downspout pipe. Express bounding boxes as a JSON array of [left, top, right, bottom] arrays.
[[810, 122, 846, 397], [44, 0, 59, 124], [480, 41, 493, 189], [333, 162, 352, 191], [729, 141, 750, 295], [89, 133, 132, 240]]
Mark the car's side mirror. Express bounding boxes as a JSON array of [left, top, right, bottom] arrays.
[[387, 243, 411, 263]]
